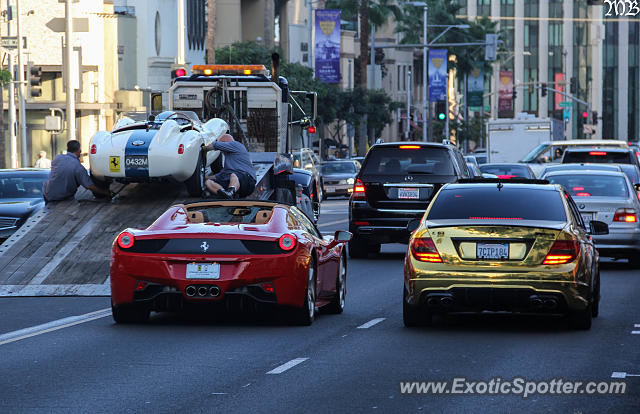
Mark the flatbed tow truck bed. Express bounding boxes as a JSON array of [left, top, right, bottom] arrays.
[[0, 155, 287, 297]]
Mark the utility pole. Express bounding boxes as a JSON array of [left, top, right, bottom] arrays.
[[405, 69, 411, 141], [16, 0, 27, 166], [8, 54, 17, 168], [65, 0, 76, 142], [422, 5, 427, 142], [307, 0, 313, 71], [177, 0, 185, 66]]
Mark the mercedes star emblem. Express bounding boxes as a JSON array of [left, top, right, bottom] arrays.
[[200, 241, 210, 252], [405, 175, 414, 181]]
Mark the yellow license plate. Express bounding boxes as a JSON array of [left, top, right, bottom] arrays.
[[109, 156, 121, 173]]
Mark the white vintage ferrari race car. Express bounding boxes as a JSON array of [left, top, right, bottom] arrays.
[[89, 111, 228, 196]]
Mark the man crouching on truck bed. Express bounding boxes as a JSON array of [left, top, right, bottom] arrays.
[[203, 134, 257, 199]]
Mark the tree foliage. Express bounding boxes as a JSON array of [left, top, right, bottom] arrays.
[[0, 69, 11, 86]]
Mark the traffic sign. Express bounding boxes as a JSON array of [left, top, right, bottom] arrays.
[[563, 108, 572, 121], [1, 36, 26, 49], [46, 17, 89, 33], [558, 101, 574, 108]]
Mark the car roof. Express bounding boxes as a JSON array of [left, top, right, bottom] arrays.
[[371, 141, 451, 149], [540, 140, 628, 146], [545, 169, 628, 178], [479, 163, 530, 167], [444, 182, 559, 191], [563, 147, 631, 153], [545, 163, 620, 170]]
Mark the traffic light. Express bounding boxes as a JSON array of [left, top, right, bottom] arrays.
[[592, 111, 598, 124], [581, 111, 588, 120], [27, 62, 42, 99], [570, 77, 577, 94], [540, 83, 547, 97], [512, 87, 517, 101], [435, 101, 446, 120]]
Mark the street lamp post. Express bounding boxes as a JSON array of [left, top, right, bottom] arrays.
[[405, 69, 411, 141], [409, 2, 428, 142]]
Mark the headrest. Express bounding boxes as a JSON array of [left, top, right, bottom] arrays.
[[254, 209, 272, 224], [188, 211, 205, 223]]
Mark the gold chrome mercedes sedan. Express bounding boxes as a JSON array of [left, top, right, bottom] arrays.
[[403, 180, 609, 330]]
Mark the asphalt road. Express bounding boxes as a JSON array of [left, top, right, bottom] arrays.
[[1, 198, 640, 413]]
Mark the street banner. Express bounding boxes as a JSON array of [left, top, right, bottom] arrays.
[[315, 9, 341, 83], [498, 70, 513, 118], [428, 49, 447, 102], [467, 67, 484, 109], [554, 72, 565, 110]]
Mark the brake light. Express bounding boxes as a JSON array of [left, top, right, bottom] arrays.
[[410, 237, 443, 263], [614, 208, 638, 223], [589, 151, 607, 156], [497, 175, 516, 179], [352, 179, 366, 200], [575, 192, 591, 197], [117, 232, 135, 249], [572, 187, 584, 191], [543, 239, 579, 265], [178, 144, 184, 154], [90, 144, 97, 154], [399, 145, 421, 149], [278, 234, 297, 251]]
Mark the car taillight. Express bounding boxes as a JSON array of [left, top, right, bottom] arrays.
[[410, 237, 443, 263], [352, 179, 366, 200], [399, 145, 421, 149], [613, 208, 638, 223], [589, 151, 607, 156], [575, 192, 591, 197], [543, 239, 579, 265], [497, 175, 516, 179], [278, 234, 297, 251], [90, 144, 97, 154], [178, 144, 184, 154], [117, 232, 135, 249]]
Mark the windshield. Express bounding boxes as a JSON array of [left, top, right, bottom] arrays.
[[479, 164, 533, 178], [546, 174, 629, 198], [362, 147, 454, 176], [0, 174, 48, 199], [321, 162, 357, 174], [428, 187, 566, 221], [562, 151, 633, 164]]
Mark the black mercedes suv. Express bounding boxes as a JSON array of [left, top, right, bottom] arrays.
[[348, 142, 470, 258]]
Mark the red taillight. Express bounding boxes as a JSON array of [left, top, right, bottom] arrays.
[[353, 221, 370, 226], [589, 151, 607, 156], [572, 187, 585, 191], [278, 234, 297, 251], [134, 281, 147, 291], [260, 282, 275, 293], [410, 237, 443, 263], [497, 174, 516, 179], [178, 144, 184, 154], [117, 231, 135, 249], [352, 179, 366, 200], [575, 192, 591, 197], [90, 144, 97, 154], [543, 239, 579, 265], [399, 145, 421, 149], [614, 208, 638, 223]]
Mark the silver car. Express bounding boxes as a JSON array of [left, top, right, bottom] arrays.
[[543, 170, 640, 267]]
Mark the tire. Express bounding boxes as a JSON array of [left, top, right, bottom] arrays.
[[592, 277, 600, 318], [569, 302, 592, 330], [325, 255, 347, 314], [112, 304, 149, 324], [90, 172, 110, 190], [628, 255, 640, 269], [292, 258, 317, 326], [403, 288, 430, 327], [184, 151, 206, 197], [349, 236, 369, 258]]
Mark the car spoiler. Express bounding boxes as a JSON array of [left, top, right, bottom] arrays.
[[457, 178, 550, 185]]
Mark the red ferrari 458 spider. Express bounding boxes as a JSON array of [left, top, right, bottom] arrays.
[[110, 200, 352, 325]]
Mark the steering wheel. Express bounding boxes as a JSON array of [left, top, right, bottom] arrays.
[[165, 112, 195, 127]]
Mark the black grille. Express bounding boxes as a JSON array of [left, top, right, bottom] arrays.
[[126, 238, 282, 255]]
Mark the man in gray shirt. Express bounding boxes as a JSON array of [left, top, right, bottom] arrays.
[[43, 140, 111, 201], [203, 134, 256, 198]]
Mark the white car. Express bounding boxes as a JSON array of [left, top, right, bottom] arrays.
[[89, 111, 228, 196]]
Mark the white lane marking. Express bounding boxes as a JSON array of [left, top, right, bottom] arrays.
[[29, 214, 104, 285], [0, 284, 110, 297], [317, 218, 349, 228], [357, 318, 386, 329], [631, 331, 640, 334], [612, 372, 640, 378], [0, 308, 111, 346], [266, 358, 309, 374]]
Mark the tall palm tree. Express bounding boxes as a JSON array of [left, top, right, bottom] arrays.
[[207, 0, 216, 63]]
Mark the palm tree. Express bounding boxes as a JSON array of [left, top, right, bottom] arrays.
[[207, 0, 216, 63]]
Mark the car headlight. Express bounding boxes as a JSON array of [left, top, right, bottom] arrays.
[[347, 178, 355, 185]]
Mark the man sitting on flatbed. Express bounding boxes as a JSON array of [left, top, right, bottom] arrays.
[[203, 134, 257, 199]]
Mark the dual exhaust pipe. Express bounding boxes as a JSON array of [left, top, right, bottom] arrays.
[[185, 285, 220, 298], [530, 296, 558, 310], [426, 295, 453, 308]]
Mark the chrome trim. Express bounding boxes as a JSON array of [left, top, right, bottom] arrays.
[[376, 209, 426, 214], [382, 183, 434, 188]]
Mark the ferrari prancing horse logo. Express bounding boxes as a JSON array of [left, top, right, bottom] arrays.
[[200, 241, 210, 252], [109, 156, 121, 173]]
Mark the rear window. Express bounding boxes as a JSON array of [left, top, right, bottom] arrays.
[[361, 147, 455, 176], [0, 174, 48, 198], [546, 174, 629, 197], [479, 164, 533, 178], [562, 150, 633, 164], [321, 162, 357, 174], [188, 205, 273, 224], [428, 187, 567, 221]]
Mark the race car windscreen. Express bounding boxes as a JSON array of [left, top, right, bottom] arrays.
[[190, 205, 273, 224], [546, 174, 629, 197], [362, 147, 454, 176], [562, 150, 633, 164], [427, 187, 567, 221]]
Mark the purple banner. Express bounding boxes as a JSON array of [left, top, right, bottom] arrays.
[[315, 9, 341, 83]]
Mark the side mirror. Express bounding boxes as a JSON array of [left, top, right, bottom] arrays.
[[634, 183, 640, 193], [148, 114, 155, 122], [407, 219, 421, 233], [589, 220, 609, 236], [334, 230, 353, 242]]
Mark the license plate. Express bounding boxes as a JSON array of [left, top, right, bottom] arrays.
[[186, 262, 220, 279], [476, 243, 509, 259], [580, 212, 594, 225], [326, 186, 335, 193], [125, 155, 149, 168], [398, 188, 420, 199]]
